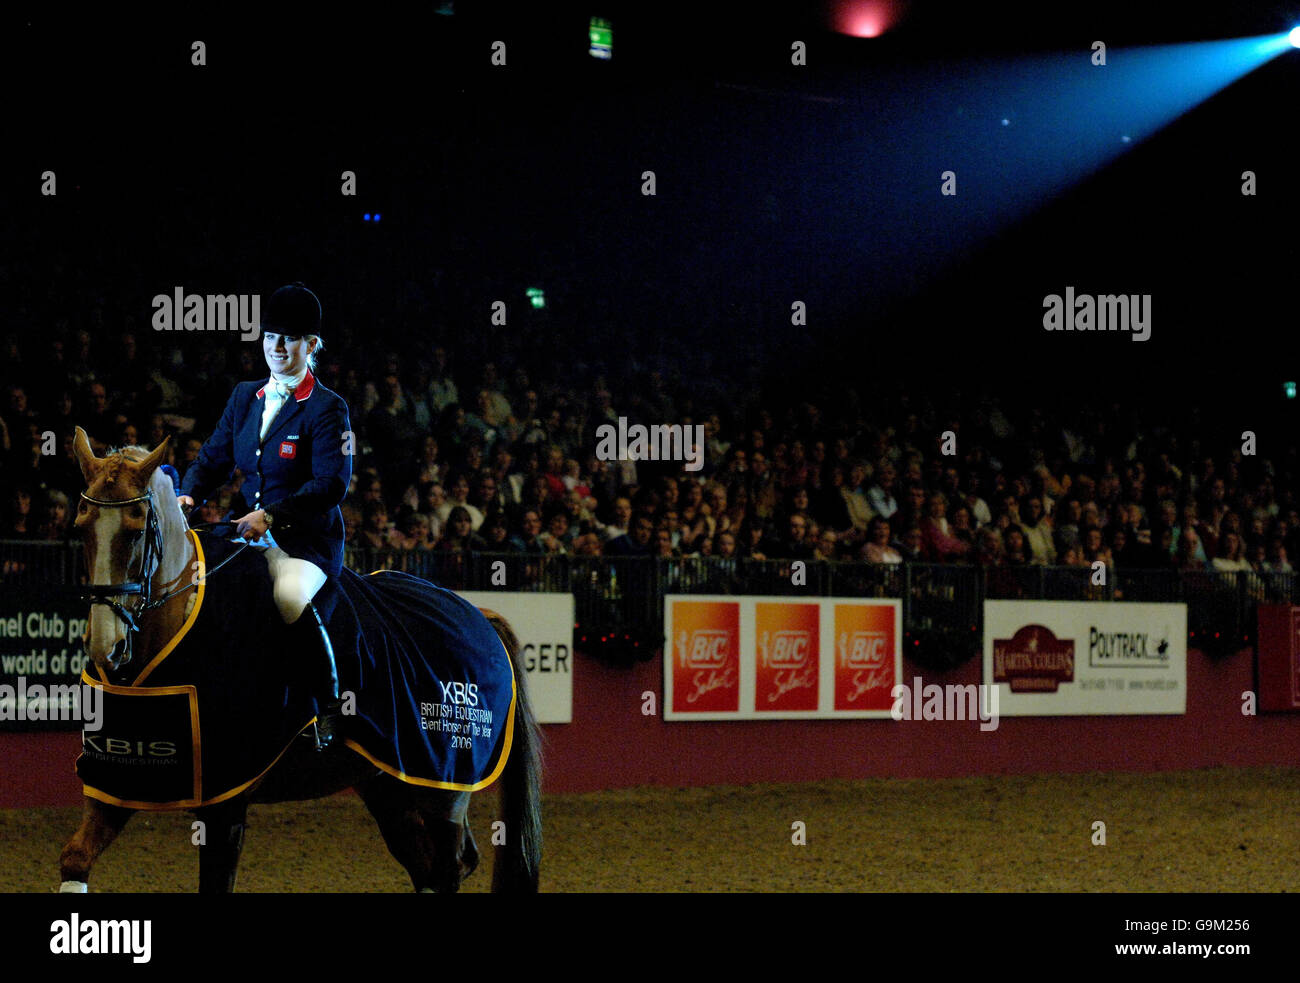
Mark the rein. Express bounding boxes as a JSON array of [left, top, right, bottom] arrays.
[[79, 488, 251, 669]]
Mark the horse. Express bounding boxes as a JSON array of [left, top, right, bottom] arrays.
[[58, 427, 541, 893]]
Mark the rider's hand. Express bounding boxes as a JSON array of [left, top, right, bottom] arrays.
[[234, 509, 269, 542], [178, 495, 195, 510]]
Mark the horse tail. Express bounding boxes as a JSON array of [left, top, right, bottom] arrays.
[[480, 608, 542, 893]]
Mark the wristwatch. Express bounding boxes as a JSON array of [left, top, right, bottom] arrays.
[[262, 509, 274, 528]]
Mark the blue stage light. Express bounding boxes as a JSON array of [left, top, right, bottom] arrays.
[[1290, 26, 1300, 47], [363, 213, 371, 221]]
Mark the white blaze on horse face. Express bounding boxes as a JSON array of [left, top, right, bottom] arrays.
[[86, 506, 128, 667]]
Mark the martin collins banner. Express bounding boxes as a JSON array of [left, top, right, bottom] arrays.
[[663, 595, 902, 720], [983, 601, 1187, 716]]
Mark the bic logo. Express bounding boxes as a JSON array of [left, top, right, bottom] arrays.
[[678, 629, 731, 669], [759, 630, 810, 668], [839, 630, 887, 669]]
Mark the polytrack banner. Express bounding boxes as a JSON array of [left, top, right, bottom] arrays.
[[663, 595, 902, 720], [983, 600, 1187, 716], [457, 591, 574, 724]]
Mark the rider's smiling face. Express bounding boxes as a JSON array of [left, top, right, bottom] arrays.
[[263, 331, 315, 379]]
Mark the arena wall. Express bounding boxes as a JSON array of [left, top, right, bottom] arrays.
[[2, 644, 1294, 808]]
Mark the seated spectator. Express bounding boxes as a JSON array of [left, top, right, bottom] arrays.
[[37, 490, 72, 541], [896, 523, 926, 563], [340, 503, 362, 544], [841, 460, 874, 536], [921, 493, 970, 562], [867, 460, 899, 520], [813, 528, 839, 561], [1211, 530, 1252, 573], [539, 508, 575, 553], [438, 473, 485, 532], [482, 513, 515, 552], [1174, 528, 1208, 571], [600, 495, 633, 542], [1081, 526, 1112, 569], [1003, 526, 1032, 566], [1020, 496, 1056, 565], [606, 512, 655, 556], [814, 466, 854, 536], [415, 481, 447, 543], [740, 518, 772, 560], [897, 481, 928, 530], [974, 528, 1004, 567], [510, 509, 547, 554], [653, 526, 677, 558], [863, 517, 902, 564], [1263, 538, 1294, 574], [715, 530, 739, 560], [949, 504, 976, 550], [962, 471, 993, 528], [772, 512, 817, 560], [402, 435, 446, 503], [437, 506, 487, 553], [391, 510, 435, 551], [571, 532, 604, 556], [357, 500, 392, 549]]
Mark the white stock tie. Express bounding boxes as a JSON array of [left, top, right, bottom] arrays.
[[260, 383, 292, 440]]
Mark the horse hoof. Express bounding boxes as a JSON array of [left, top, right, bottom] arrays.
[[59, 881, 88, 893]]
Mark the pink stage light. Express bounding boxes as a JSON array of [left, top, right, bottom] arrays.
[[829, 0, 906, 39]]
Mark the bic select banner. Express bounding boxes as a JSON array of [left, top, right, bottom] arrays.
[[663, 595, 901, 720], [983, 600, 1187, 716]]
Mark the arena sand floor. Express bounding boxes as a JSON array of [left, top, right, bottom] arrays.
[[2, 767, 1296, 892]]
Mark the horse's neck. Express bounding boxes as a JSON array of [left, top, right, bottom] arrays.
[[140, 476, 196, 656]]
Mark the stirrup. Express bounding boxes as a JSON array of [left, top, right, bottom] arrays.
[[313, 702, 343, 752]]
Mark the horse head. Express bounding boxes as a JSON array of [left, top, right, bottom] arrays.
[[72, 426, 180, 672]]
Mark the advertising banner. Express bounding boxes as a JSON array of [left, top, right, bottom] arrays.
[[983, 600, 1187, 715], [664, 595, 902, 720], [458, 591, 575, 724]]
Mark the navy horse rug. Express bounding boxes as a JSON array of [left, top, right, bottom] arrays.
[[77, 531, 517, 810]]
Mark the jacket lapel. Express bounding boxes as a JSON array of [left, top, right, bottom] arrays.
[[261, 398, 303, 448]]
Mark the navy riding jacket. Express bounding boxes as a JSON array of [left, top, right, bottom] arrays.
[[181, 370, 353, 576]]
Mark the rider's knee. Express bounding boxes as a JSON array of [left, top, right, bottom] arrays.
[[274, 581, 308, 624]]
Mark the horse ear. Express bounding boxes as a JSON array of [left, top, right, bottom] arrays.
[[132, 436, 171, 485], [73, 427, 99, 482]]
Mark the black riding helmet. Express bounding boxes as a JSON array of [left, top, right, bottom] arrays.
[[262, 282, 322, 336]]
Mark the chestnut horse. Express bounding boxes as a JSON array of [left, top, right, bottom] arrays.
[[58, 427, 540, 892]]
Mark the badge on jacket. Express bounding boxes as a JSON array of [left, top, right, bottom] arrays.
[[279, 441, 296, 459]]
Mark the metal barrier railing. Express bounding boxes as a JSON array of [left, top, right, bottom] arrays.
[[6, 540, 1292, 653]]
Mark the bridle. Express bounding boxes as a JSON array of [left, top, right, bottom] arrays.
[[78, 486, 247, 670]]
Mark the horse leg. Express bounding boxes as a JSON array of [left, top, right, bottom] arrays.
[[195, 797, 249, 894], [358, 778, 466, 893], [460, 814, 480, 880], [59, 797, 135, 892]]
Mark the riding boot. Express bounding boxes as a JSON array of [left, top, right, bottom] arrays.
[[304, 601, 342, 751]]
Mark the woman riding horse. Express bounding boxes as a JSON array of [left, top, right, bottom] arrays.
[[178, 282, 351, 748]]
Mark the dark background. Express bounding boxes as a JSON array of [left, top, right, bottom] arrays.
[[2, 1, 1295, 422]]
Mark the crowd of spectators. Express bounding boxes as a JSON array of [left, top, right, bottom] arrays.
[[3, 309, 1299, 592]]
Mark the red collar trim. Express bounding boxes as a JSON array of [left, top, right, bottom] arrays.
[[293, 370, 316, 401], [256, 370, 316, 401]]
